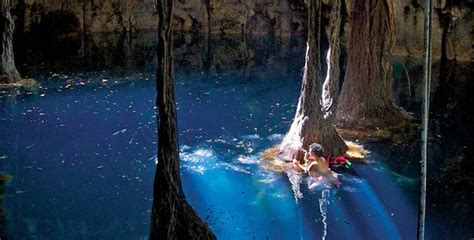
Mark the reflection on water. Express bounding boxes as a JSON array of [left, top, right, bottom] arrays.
[[15, 31, 306, 81], [1, 32, 472, 239]]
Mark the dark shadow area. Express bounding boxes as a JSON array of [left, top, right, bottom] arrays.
[[0, 174, 12, 239]]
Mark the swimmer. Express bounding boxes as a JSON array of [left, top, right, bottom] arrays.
[[293, 143, 341, 187]]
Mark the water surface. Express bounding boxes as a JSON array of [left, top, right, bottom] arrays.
[[1, 32, 472, 239]]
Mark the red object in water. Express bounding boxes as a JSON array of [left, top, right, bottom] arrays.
[[326, 155, 348, 167]]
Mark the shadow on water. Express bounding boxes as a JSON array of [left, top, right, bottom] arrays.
[[382, 58, 474, 238], [1, 31, 472, 239], [1, 174, 12, 239]]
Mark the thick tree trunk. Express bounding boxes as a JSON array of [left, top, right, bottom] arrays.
[[278, 0, 347, 161], [0, 0, 21, 84], [150, 1, 215, 239], [335, 0, 408, 131]]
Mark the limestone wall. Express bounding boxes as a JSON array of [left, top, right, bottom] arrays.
[[11, 0, 473, 61]]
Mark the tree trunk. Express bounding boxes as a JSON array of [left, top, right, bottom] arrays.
[[278, 0, 347, 161], [335, 0, 408, 131], [150, 1, 215, 239], [0, 0, 21, 84]]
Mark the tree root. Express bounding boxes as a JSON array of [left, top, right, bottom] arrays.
[[0, 78, 38, 89], [336, 120, 418, 141]]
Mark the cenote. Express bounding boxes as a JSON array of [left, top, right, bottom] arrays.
[[1, 31, 473, 239]]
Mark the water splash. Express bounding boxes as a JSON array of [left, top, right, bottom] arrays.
[[236, 155, 260, 165], [180, 148, 217, 174], [287, 170, 303, 203], [266, 133, 284, 142], [319, 188, 330, 240]]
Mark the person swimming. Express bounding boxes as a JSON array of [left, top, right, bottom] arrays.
[[293, 143, 341, 186], [293, 143, 326, 176]]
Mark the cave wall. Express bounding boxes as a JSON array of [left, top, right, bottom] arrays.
[[392, 0, 472, 61], [11, 0, 307, 35], [11, 0, 473, 61], [12, 0, 156, 34]]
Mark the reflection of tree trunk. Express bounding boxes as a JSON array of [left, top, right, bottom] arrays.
[[432, 3, 459, 172], [204, 0, 211, 34], [150, 1, 215, 239], [15, 0, 25, 35], [336, 0, 408, 131], [279, 0, 347, 161], [436, 2, 459, 87], [1, 0, 21, 84], [82, 0, 87, 36], [203, 0, 212, 72]]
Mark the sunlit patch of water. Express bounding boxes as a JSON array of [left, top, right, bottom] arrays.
[[258, 172, 279, 185], [219, 162, 251, 175], [180, 147, 218, 175], [241, 134, 261, 140], [340, 186, 359, 193], [338, 174, 363, 184], [307, 177, 332, 191], [236, 155, 260, 165], [266, 133, 284, 142]]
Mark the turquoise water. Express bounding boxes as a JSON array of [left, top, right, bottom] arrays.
[[1, 33, 472, 239]]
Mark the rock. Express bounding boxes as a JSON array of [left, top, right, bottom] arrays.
[[10, 0, 473, 61], [38, 11, 81, 38], [392, 0, 471, 61]]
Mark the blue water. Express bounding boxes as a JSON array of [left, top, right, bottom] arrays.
[[1, 33, 471, 239]]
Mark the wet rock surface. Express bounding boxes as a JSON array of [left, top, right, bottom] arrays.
[[11, 0, 472, 61]]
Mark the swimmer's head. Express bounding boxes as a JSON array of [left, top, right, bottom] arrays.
[[309, 143, 324, 157]]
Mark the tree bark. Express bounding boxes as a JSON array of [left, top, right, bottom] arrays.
[[0, 0, 21, 84], [150, 1, 215, 239], [278, 0, 347, 161], [335, 0, 408, 131], [322, 0, 344, 121]]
